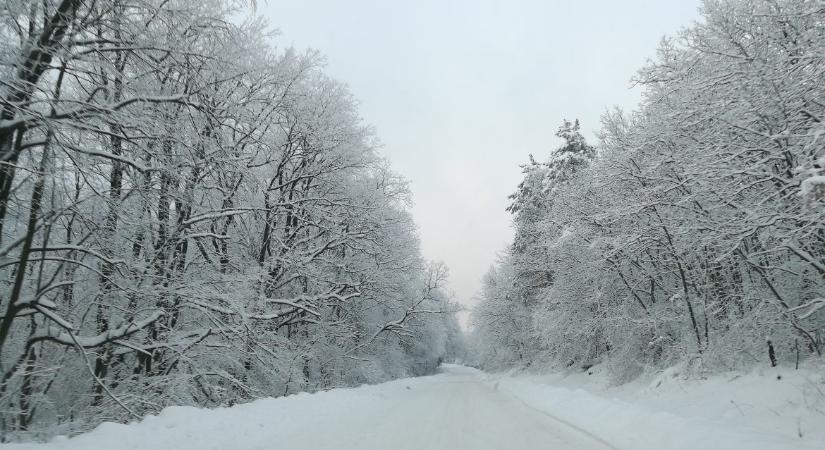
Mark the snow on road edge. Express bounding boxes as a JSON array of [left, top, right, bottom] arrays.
[[0, 374, 442, 450], [3, 365, 822, 450], [484, 367, 824, 450]]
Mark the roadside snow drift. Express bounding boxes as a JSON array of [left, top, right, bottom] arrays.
[[489, 364, 825, 450]]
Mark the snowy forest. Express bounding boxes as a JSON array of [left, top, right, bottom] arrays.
[[472, 0, 825, 382], [3, 0, 825, 447], [0, 0, 462, 440]]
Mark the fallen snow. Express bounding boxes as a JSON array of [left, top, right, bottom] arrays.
[[4, 364, 823, 450], [2, 365, 610, 450], [486, 363, 825, 450]]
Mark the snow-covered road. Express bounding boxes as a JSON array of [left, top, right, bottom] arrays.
[[6, 365, 614, 450], [310, 364, 615, 450], [7, 364, 823, 450]]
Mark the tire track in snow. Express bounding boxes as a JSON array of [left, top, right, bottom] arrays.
[[485, 378, 622, 450]]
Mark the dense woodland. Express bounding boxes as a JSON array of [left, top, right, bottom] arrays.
[[0, 0, 462, 440], [4, 0, 825, 444], [472, 0, 825, 381]]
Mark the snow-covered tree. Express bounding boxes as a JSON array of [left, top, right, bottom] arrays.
[[473, 0, 825, 383], [0, 0, 461, 439]]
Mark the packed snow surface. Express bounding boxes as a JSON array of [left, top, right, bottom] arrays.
[[3, 365, 612, 450], [4, 364, 822, 450]]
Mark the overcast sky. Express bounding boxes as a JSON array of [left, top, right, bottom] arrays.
[[260, 0, 702, 324]]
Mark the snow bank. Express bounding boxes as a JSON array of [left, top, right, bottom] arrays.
[[0, 375, 441, 450], [488, 365, 825, 450]]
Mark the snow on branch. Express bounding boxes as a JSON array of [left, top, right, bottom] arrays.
[[30, 309, 165, 348]]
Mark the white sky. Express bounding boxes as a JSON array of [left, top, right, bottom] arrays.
[[260, 0, 702, 324]]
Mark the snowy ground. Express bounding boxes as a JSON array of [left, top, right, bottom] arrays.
[[486, 363, 825, 450], [4, 364, 823, 450]]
